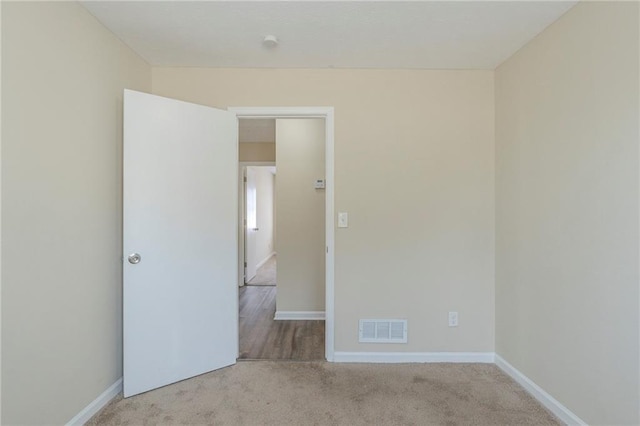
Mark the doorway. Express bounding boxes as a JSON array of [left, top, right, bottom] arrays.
[[236, 115, 333, 361], [123, 92, 335, 397], [243, 165, 276, 286]]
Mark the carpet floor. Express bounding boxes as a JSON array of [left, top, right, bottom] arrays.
[[88, 361, 560, 425], [247, 255, 276, 286]]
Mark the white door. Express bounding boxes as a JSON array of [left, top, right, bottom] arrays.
[[245, 167, 258, 282], [123, 90, 238, 397]]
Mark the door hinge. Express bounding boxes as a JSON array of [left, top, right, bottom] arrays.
[[244, 177, 247, 183], [244, 262, 247, 267]]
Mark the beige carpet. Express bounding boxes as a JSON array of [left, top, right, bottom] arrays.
[[247, 255, 276, 286], [89, 361, 560, 425]]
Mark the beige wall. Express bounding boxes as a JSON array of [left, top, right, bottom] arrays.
[[1, 2, 151, 424], [153, 68, 495, 352], [276, 119, 326, 312], [495, 2, 639, 425], [3, 1, 636, 423], [239, 142, 276, 162], [253, 167, 275, 265], [0, 0, 3, 417]]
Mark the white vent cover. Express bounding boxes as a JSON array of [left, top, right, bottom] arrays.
[[359, 319, 407, 343]]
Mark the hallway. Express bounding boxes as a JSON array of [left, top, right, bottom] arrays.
[[246, 255, 276, 286], [238, 286, 324, 360]]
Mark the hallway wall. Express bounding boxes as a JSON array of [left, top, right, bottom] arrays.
[[275, 119, 326, 312]]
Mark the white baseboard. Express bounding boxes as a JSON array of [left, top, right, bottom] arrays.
[[66, 377, 122, 425], [256, 252, 276, 269], [274, 311, 325, 320], [495, 354, 586, 425], [333, 351, 495, 363]]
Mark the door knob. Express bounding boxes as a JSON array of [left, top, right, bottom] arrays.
[[253, 228, 259, 231], [128, 253, 141, 264]]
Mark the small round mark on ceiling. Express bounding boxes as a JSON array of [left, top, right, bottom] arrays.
[[262, 35, 279, 49]]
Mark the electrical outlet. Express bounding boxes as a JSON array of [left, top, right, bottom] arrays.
[[448, 311, 458, 327]]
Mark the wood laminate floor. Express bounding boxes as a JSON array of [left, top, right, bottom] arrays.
[[238, 285, 325, 360]]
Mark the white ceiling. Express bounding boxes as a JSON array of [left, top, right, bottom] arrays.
[[82, 1, 577, 70], [239, 119, 276, 143]]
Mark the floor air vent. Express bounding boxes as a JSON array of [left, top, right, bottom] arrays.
[[359, 319, 407, 343]]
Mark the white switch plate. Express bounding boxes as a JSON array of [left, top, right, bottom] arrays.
[[338, 212, 348, 228], [314, 179, 325, 189], [448, 311, 458, 327]]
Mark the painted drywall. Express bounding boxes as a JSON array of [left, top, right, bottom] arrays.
[[252, 166, 276, 265], [495, 2, 639, 424], [153, 68, 495, 352], [276, 119, 326, 312], [1, 2, 151, 424], [0, 3, 3, 422], [239, 142, 276, 162]]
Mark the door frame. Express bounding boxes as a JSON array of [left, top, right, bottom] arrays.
[[238, 161, 276, 288], [229, 107, 335, 362]]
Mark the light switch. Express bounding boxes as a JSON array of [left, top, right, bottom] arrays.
[[448, 311, 458, 327], [338, 212, 348, 228]]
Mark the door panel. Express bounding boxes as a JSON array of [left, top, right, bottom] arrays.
[[123, 90, 238, 397], [245, 167, 258, 282]]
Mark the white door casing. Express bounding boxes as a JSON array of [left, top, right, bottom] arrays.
[[123, 90, 238, 397], [228, 107, 335, 362]]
